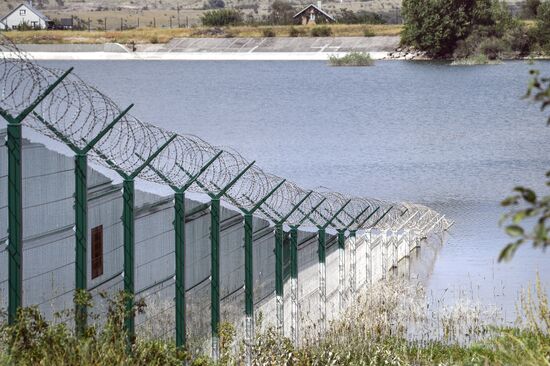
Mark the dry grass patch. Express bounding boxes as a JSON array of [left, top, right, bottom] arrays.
[[0, 24, 403, 44]]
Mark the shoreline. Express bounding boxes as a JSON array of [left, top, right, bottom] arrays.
[[5, 50, 393, 61]]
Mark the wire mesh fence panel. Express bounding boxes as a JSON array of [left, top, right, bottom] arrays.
[[325, 238, 339, 324]]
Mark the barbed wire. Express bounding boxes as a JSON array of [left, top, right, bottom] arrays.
[[0, 34, 451, 234]]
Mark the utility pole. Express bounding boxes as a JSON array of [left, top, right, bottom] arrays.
[[177, 4, 181, 28]]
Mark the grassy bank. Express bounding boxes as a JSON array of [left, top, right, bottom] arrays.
[[0, 24, 402, 44], [1, 277, 548, 365]]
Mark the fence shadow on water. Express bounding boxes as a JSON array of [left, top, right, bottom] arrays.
[[0, 34, 452, 360]]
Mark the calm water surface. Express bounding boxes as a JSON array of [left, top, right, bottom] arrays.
[[39, 59, 550, 318]]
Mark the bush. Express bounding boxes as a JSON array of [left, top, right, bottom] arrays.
[[311, 25, 332, 37], [534, 0, 550, 47], [506, 27, 532, 55], [262, 28, 276, 37], [401, 0, 515, 57], [329, 52, 374, 66], [478, 37, 510, 59], [289, 26, 306, 37], [268, 0, 295, 25], [364, 28, 375, 37], [336, 9, 386, 24], [200, 9, 242, 27]]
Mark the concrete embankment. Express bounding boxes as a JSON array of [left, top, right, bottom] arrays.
[[12, 36, 400, 60]]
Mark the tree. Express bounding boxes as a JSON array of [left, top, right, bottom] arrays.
[[268, 0, 295, 25], [201, 8, 242, 26], [535, 1, 550, 46], [401, 0, 496, 57], [335, 9, 386, 24], [521, 0, 541, 18], [500, 71, 550, 261]]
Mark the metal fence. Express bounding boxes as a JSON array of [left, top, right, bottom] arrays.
[[0, 34, 452, 361]]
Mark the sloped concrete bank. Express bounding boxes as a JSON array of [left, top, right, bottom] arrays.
[[11, 36, 401, 60]]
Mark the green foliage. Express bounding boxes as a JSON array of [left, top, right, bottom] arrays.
[[310, 25, 332, 37], [267, 0, 295, 25], [401, 0, 491, 57], [335, 9, 386, 24], [521, 0, 542, 19], [328, 52, 375, 66], [478, 37, 510, 59], [364, 28, 376, 37], [0, 291, 187, 365], [402, 0, 525, 58], [500, 70, 550, 261], [1, 279, 549, 365], [289, 26, 306, 37], [200, 9, 243, 27], [262, 28, 275, 37], [534, 0, 550, 51]]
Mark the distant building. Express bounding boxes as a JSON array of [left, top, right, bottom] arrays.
[[1, 2, 51, 30], [0, 21, 6, 30], [293, 2, 335, 25]]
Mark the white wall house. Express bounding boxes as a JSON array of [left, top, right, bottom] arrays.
[[1, 3, 50, 30], [0, 21, 6, 30]]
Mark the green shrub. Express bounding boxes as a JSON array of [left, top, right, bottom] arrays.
[[534, 0, 550, 49], [200, 9, 243, 27], [506, 26, 532, 55], [335, 9, 386, 24], [364, 28, 375, 37], [311, 25, 332, 37], [289, 26, 306, 37], [329, 52, 374, 66], [478, 37, 510, 59], [401, 0, 522, 58], [262, 28, 276, 37]]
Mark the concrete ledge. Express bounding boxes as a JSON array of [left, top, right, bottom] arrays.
[[4, 50, 391, 60]]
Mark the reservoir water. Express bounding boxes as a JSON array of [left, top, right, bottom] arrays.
[[32, 59, 550, 320]]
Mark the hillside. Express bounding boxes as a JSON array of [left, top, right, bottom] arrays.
[[0, 0, 526, 29]]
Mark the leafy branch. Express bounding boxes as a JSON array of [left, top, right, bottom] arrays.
[[499, 70, 550, 261]]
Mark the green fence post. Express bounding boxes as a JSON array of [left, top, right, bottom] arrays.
[[173, 191, 185, 346], [238, 179, 285, 366], [243, 211, 253, 364], [74, 153, 87, 330], [335, 205, 370, 311], [176, 158, 255, 361], [93, 135, 175, 343], [0, 67, 73, 324], [317, 227, 327, 334], [286, 196, 326, 346], [34, 104, 132, 335], [348, 229, 357, 300], [6, 121, 22, 325], [367, 207, 392, 282], [336, 229, 345, 311], [313, 199, 350, 334], [274, 223, 284, 334], [122, 178, 135, 336], [289, 226, 299, 346], [140, 151, 222, 348], [210, 197, 221, 360], [205, 161, 254, 361]]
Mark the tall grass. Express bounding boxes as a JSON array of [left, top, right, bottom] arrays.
[[0, 276, 547, 365]]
